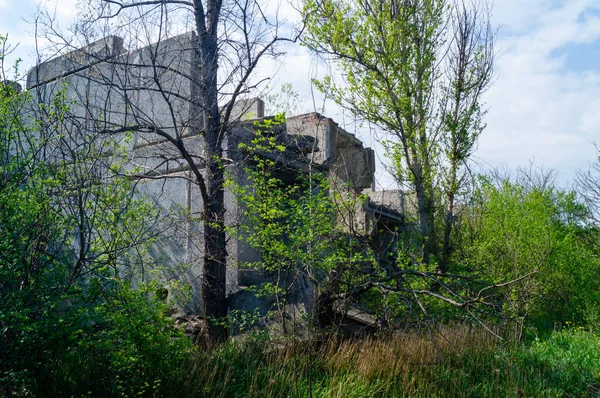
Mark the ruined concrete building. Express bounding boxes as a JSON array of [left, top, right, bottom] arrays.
[[25, 33, 406, 319]]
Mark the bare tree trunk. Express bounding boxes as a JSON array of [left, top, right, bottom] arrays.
[[195, 12, 228, 341], [413, 168, 437, 265], [202, 163, 228, 342], [440, 190, 454, 274]]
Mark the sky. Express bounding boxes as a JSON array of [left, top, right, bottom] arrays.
[[1, 0, 599, 190]]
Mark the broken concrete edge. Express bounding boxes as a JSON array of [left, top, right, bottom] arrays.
[[2, 80, 22, 94], [26, 36, 125, 89]]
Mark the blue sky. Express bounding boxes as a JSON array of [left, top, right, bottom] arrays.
[[1, 0, 599, 189]]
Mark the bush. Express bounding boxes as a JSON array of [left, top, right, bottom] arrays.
[[0, 47, 194, 397], [460, 178, 600, 330]]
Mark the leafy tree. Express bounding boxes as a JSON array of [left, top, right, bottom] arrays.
[[303, 0, 494, 271], [577, 147, 600, 225]]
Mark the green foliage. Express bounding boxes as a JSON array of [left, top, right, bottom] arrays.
[[303, 0, 445, 186], [263, 83, 303, 117], [524, 327, 600, 394], [227, 116, 378, 333], [5, 280, 193, 398], [460, 177, 600, 329], [0, 41, 193, 396]]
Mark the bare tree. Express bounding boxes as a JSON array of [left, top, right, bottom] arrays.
[[32, 0, 302, 342], [577, 147, 600, 225], [439, 1, 494, 273]]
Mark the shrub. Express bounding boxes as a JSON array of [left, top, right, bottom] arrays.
[[460, 178, 600, 330]]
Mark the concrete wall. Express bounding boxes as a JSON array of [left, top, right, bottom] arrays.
[[24, 33, 402, 318], [286, 113, 337, 165], [332, 126, 375, 191], [25, 33, 210, 313]]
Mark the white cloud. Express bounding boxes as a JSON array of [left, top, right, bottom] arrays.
[[478, 0, 600, 186], [39, 0, 79, 18], [491, 0, 551, 33]]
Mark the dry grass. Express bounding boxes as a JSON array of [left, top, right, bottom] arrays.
[[178, 324, 600, 397], [182, 325, 540, 397]]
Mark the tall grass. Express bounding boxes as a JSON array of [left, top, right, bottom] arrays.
[[182, 326, 600, 398], [13, 325, 599, 397]]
